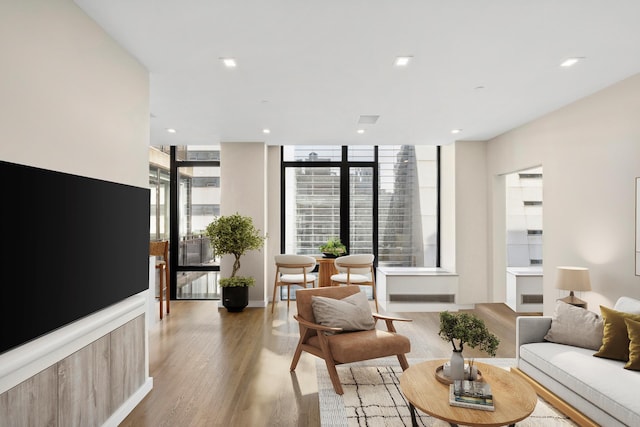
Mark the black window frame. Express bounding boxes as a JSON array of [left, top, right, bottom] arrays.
[[280, 145, 441, 267]]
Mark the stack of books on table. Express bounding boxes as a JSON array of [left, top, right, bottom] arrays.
[[449, 380, 495, 411]]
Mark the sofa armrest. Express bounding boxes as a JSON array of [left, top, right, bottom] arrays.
[[516, 316, 552, 362]]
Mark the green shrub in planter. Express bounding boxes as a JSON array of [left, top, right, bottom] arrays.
[[205, 212, 266, 286], [219, 276, 255, 288]]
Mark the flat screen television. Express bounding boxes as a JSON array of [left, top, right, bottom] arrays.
[[0, 160, 150, 355]]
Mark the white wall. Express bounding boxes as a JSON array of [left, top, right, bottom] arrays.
[[221, 142, 269, 305], [266, 145, 281, 303], [0, 0, 149, 187], [486, 73, 640, 314], [0, 0, 150, 423], [452, 141, 490, 304]]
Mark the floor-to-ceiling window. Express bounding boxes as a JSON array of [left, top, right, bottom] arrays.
[[281, 145, 439, 267], [149, 145, 222, 300], [171, 146, 221, 299]]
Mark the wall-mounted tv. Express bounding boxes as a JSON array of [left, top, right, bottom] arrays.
[[0, 160, 149, 355]]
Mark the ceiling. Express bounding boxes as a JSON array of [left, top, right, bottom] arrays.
[[74, 0, 640, 147]]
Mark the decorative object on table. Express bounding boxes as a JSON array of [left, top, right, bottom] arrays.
[[319, 237, 347, 258], [450, 347, 464, 380], [555, 266, 591, 308], [468, 358, 479, 380], [438, 311, 500, 380], [205, 213, 266, 312], [449, 380, 495, 411], [435, 363, 482, 385]]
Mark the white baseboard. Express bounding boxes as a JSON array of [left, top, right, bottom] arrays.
[[102, 377, 153, 427]]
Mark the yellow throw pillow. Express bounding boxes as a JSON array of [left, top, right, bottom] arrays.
[[625, 318, 640, 371], [593, 305, 640, 361]]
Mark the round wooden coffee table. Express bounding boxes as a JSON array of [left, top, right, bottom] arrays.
[[400, 359, 536, 427]]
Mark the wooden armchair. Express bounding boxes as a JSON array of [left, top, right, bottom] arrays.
[[290, 285, 411, 395]]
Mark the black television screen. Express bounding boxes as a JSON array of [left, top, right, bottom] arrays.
[[0, 160, 150, 355]]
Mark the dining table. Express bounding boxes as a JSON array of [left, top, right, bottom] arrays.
[[315, 255, 338, 287]]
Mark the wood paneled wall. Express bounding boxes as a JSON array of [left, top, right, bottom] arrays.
[[0, 315, 145, 427]]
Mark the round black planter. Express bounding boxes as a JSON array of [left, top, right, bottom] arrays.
[[222, 286, 249, 312]]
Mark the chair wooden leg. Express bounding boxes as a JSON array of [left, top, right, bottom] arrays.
[[290, 341, 304, 371], [324, 358, 344, 395], [371, 283, 378, 312], [315, 331, 344, 394], [271, 281, 278, 314], [287, 285, 291, 309], [165, 268, 170, 314], [398, 354, 409, 371], [158, 267, 164, 320]]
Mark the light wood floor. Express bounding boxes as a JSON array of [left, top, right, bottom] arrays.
[[120, 300, 526, 427]]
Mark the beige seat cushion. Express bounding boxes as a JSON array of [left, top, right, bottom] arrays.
[[308, 329, 410, 364]]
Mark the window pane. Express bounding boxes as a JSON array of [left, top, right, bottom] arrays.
[[378, 145, 438, 267], [348, 145, 375, 162], [173, 145, 220, 161], [282, 145, 342, 162], [149, 166, 170, 241], [177, 166, 220, 266], [284, 166, 341, 255], [350, 167, 373, 254], [176, 271, 221, 299]]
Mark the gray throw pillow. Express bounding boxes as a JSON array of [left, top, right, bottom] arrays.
[[544, 300, 604, 350], [311, 291, 375, 333]]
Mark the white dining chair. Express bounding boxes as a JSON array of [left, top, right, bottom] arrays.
[[330, 254, 378, 312], [272, 254, 317, 313]]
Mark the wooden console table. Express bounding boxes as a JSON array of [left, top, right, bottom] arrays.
[[315, 256, 338, 287]]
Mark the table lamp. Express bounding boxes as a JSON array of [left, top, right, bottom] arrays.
[[555, 266, 591, 307]]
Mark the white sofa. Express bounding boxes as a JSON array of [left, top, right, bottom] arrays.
[[516, 297, 640, 427]]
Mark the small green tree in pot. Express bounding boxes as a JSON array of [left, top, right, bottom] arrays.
[[205, 213, 266, 312]]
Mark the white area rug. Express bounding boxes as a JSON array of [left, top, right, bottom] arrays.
[[317, 358, 577, 427]]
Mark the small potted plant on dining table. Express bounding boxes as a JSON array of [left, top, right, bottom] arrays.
[[319, 237, 347, 258]]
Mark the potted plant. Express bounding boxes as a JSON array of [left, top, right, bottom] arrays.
[[438, 311, 500, 380], [205, 213, 266, 312], [319, 237, 347, 258]]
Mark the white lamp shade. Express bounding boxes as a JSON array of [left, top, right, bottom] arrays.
[[555, 266, 591, 292]]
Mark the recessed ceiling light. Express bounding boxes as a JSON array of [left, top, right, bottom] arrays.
[[451, 129, 462, 134], [560, 57, 584, 68], [394, 56, 413, 67], [357, 129, 365, 134], [221, 58, 237, 68], [166, 128, 176, 133], [263, 128, 271, 134]]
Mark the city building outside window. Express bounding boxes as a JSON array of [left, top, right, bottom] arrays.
[[282, 145, 439, 267]]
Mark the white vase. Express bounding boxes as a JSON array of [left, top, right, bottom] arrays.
[[450, 349, 465, 381]]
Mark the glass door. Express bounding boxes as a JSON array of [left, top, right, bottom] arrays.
[[171, 146, 222, 300]]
